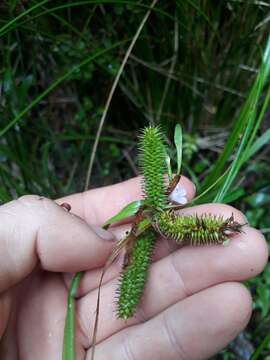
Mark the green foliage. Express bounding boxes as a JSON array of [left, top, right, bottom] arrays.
[[139, 126, 167, 211], [0, 1, 270, 358], [117, 229, 155, 319], [117, 126, 166, 319], [116, 124, 243, 323], [103, 200, 142, 228], [174, 123, 182, 176]]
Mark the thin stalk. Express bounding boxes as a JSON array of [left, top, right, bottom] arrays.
[[62, 272, 83, 360], [251, 332, 270, 360], [84, 0, 159, 190]]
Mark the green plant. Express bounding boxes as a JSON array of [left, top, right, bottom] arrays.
[[109, 126, 244, 320], [65, 125, 245, 360], [117, 228, 156, 319], [1, 2, 270, 359]]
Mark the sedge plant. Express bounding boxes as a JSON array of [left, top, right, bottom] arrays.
[[113, 126, 244, 320], [62, 124, 245, 360], [62, 34, 270, 354]]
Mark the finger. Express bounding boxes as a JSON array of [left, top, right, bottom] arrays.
[[57, 175, 196, 226], [0, 195, 114, 292], [88, 283, 252, 360], [70, 203, 263, 298], [69, 200, 253, 296], [0, 292, 10, 339], [63, 224, 132, 296], [76, 204, 267, 346]]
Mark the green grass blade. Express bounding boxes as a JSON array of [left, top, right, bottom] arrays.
[[32, 0, 82, 37], [251, 331, 270, 360], [242, 84, 270, 161], [0, 0, 50, 34], [174, 123, 182, 175], [0, 39, 129, 137], [244, 127, 270, 162], [204, 37, 270, 191], [191, 169, 229, 205], [213, 37, 270, 202], [62, 272, 83, 360], [0, 1, 176, 38], [165, 155, 173, 181]]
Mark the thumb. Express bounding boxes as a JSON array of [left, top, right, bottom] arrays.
[[0, 195, 114, 293]]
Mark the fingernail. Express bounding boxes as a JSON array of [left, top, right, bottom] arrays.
[[91, 225, 115, 241]]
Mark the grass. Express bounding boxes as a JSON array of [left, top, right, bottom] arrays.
[[0, 1, 270, 358]]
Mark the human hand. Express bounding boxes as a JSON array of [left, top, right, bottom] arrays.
[[0, 176, 267, 359]]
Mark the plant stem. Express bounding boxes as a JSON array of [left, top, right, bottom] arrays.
[[62, 272, 84, 360]]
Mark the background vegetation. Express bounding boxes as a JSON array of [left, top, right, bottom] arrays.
[[0, 1, 270, 358]]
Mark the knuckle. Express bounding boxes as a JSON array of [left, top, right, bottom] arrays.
[[17, 195, 56, 215], [18, 194, 46, 205], [17, 194, 44, 204]]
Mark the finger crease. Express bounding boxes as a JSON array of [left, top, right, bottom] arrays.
[[163, 313, 189, 360], [122, 332, 137, 360], [169, 253, 191, 299]]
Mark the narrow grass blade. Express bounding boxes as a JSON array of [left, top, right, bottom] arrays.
[[0, 0, 49, 35], [84, 0, 159, 190], [62, 272, 83, 360], [243, 128, 270, 162], [0, 39, 129, 137], [174, 123, 182, 175], [213, 37, 270, 202], [90, 232, 140, 360], [204, 37, 270, 192], [165, 155, 173, 181], [251, 331, 270, 360], [0, 2, 176, 38], [191, 169, 229, 205]]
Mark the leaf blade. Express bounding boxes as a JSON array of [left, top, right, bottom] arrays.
[[174, 123, 182, 175], [103, 200, 142, 228]]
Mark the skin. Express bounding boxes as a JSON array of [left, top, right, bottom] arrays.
[[0, 176, 267, 360]]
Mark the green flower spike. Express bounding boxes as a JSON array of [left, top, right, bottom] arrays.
[[117, 229, 155, 319], [155, 211, 244, 246], [139, 126, 167, 211], [117, 126, 168, 319]]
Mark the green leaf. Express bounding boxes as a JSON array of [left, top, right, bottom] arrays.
[[165, 155, 173, 181], [222, 188, 245, 203], [103, 200, 142, 228], [251, 331, 270, 360], [62, 272, 83, 360], [213, 36, 270, 202], [204, 36, 270, 195], [174, 124, 182, 175], [191, 169, 229, 205], [243, 128, 270, 162], [0, 0, 50, 36], [0, 39, 130, 137]]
